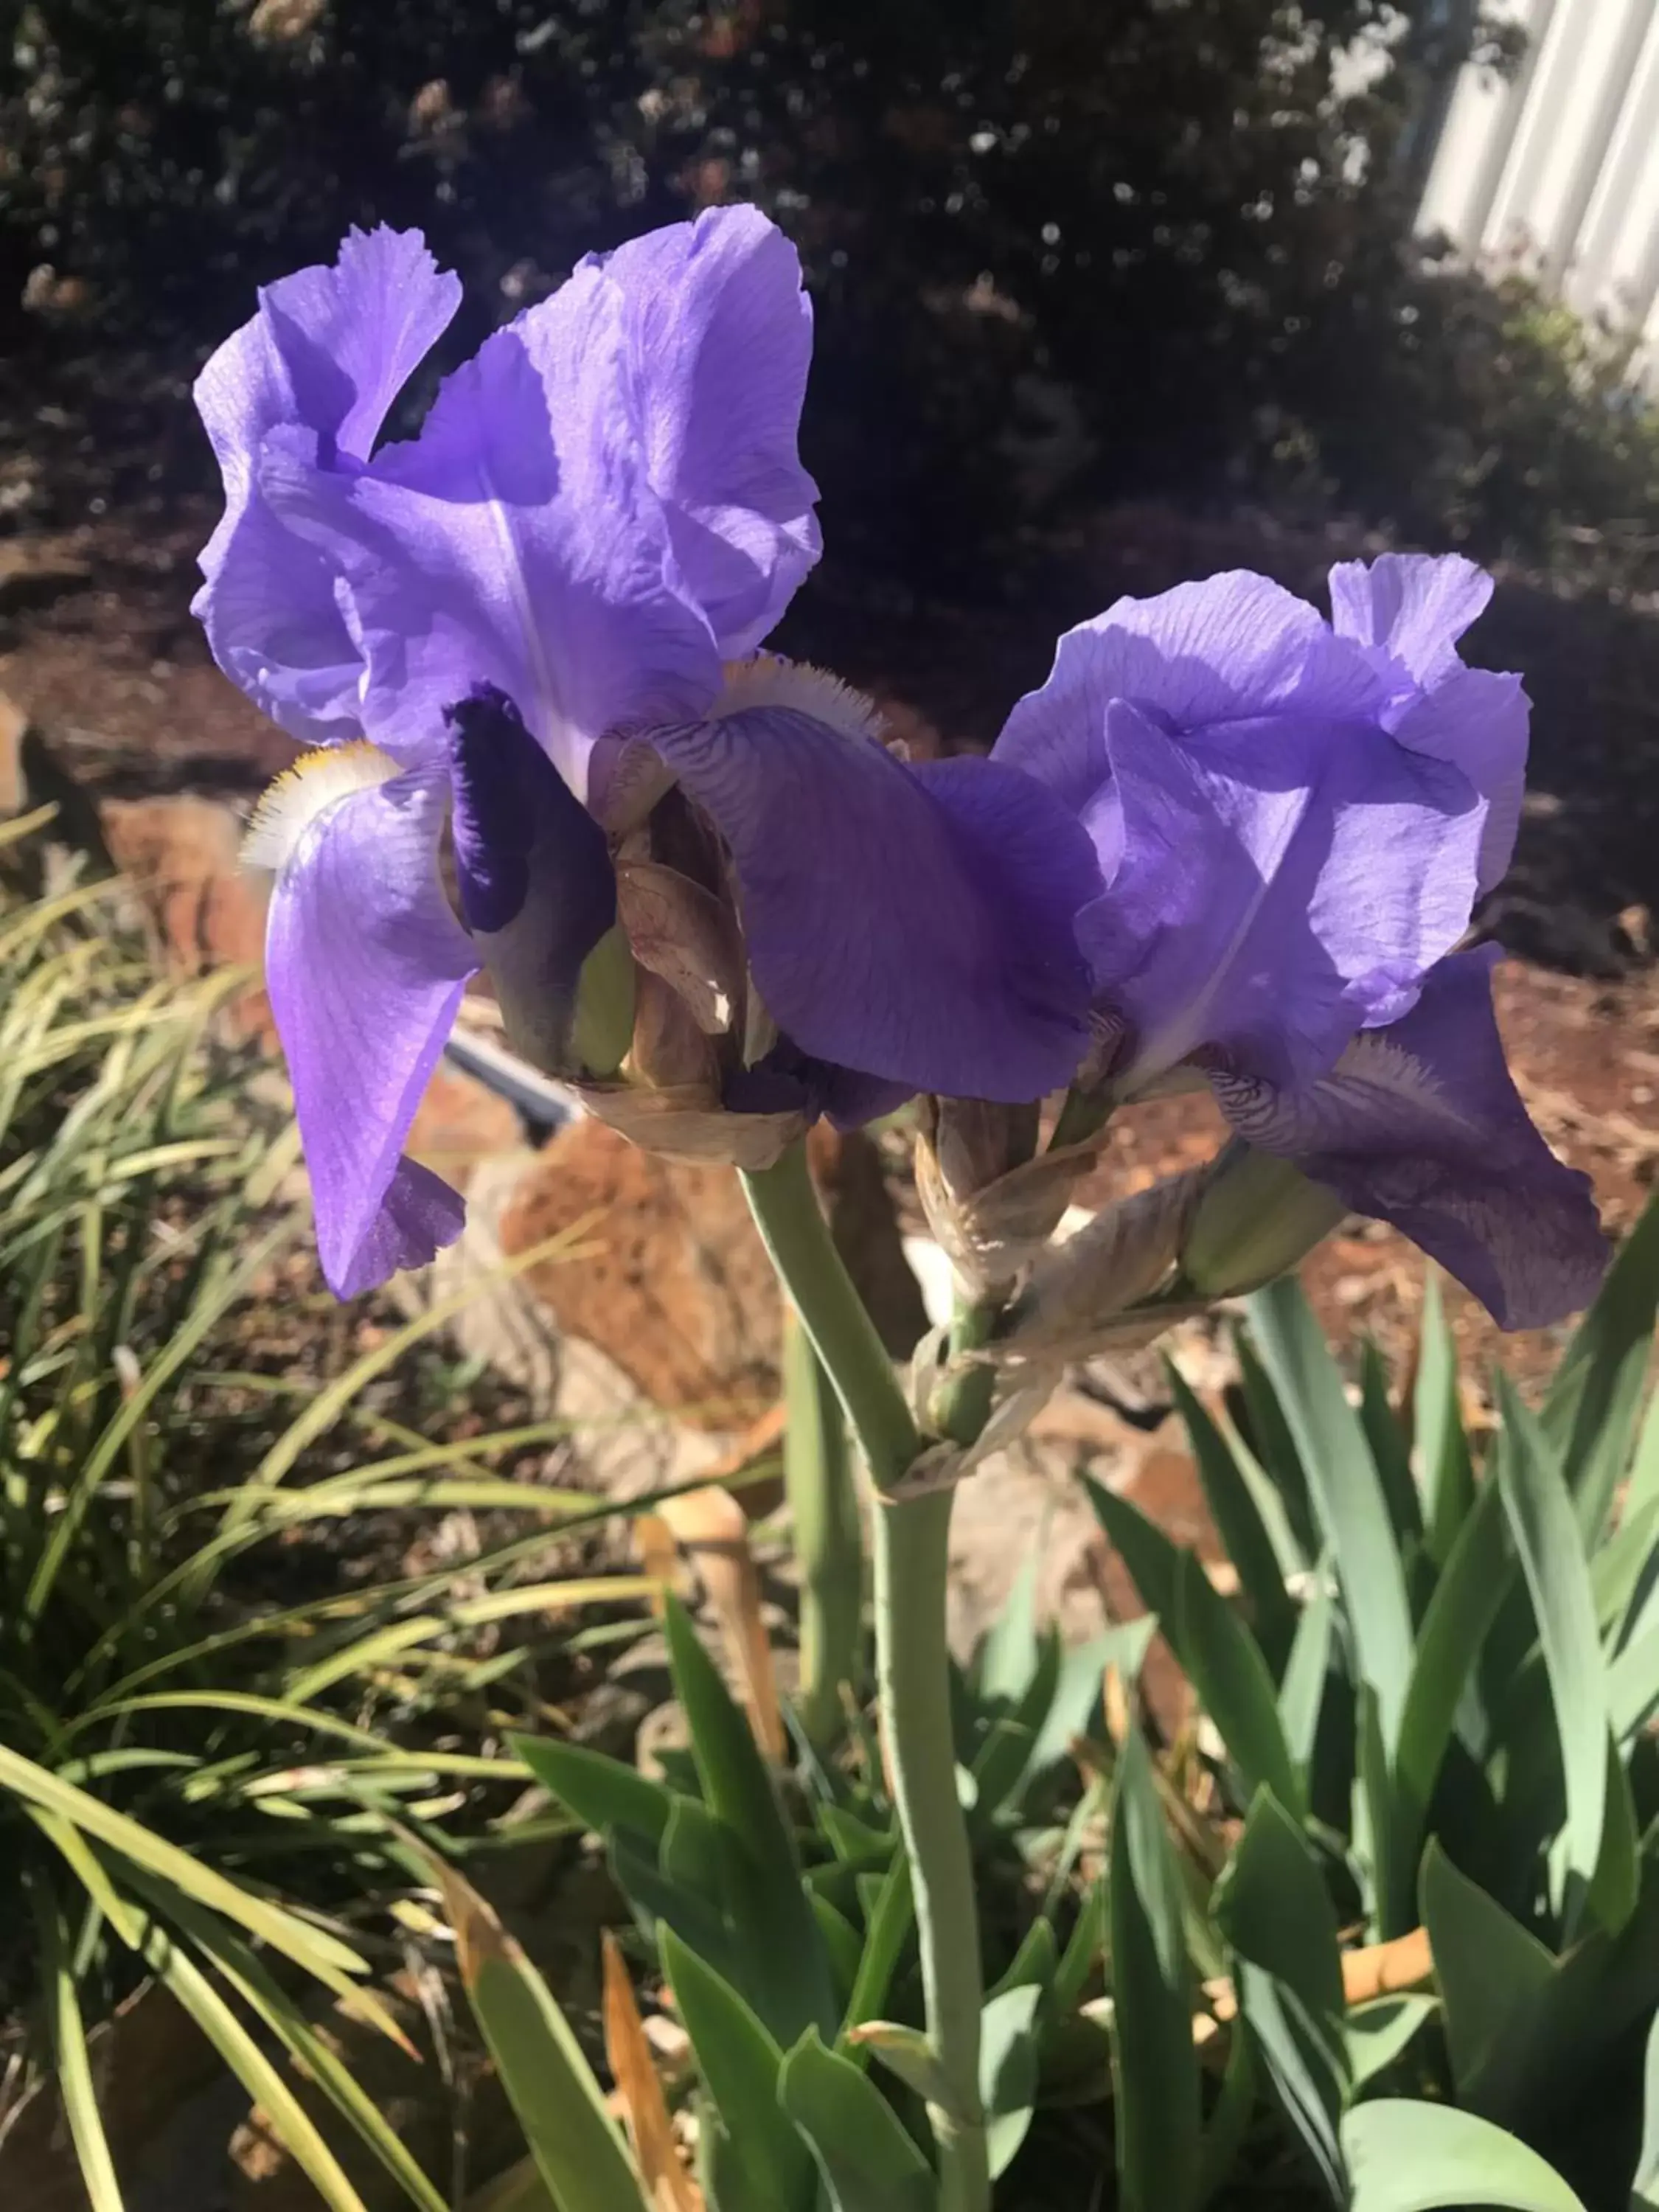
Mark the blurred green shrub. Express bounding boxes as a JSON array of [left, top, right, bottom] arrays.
[[4, 1, 1656, 589]]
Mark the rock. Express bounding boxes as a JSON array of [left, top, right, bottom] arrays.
[[498, 1119, 782, 1427], [0, 689, 114, 872], [0, 1978, 239, 2212], [406, 1061, 523, 1195], [945, 1394, 1225, 1745], [413, 1149, 566, 1405], [100, 794, 270, 1035], [228, 1973, 520, 2211], [946, 1437, 1116, 1663]]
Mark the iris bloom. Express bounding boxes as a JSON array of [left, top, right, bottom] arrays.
[[196, 211, 1097, 1295], [995, 559, 1607, 1326]]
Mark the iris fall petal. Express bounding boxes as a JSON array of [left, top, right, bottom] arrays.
[[1210, 946, 1607, 1329], [651, 702, 1099, 1102], [262, 764, 479, 1297]]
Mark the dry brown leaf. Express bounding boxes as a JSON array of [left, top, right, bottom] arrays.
[[1341, 1924, 1434, 2003], [1101, 1663, 1132, 1749], [602, 1933, 703, 2212], [693, 1400, 787, 1523], [1203, 1923, 1434, 2033], [655, 1484, 785, 1762], [634, 1513, 686, 1617]]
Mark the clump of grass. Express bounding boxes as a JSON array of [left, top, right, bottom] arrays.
[[0, 832, 664, 2208]]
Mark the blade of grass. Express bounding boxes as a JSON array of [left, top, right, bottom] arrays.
[[220, 1220, 607, 1523], [24, 1219, 296, 1620], [1493, 1377, 1630, 1938], [130, 1878, 449, 2212], [1247, 1279, 1413, 1746], [1542, 1192, 1659, 1546], [602, 1931, 701, 2212], [32, 1878, 125, 2212], [1110, 1723, 1200, 2212], [1413, 1271, 1475, 1569], [1166, 1360, 1298, 1674], [437, 1859, 650, 2212], [0, 1741, 386, 2003]]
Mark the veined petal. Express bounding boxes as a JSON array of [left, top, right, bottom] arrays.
[[591, 205, 821, 658], [1210, 947, 1607, 1329], [194, 227, 461, 740], [197, 227, 462, 476], [260, 262, 719, 792], [260, 757, 479, 1297], [650, 698, 1099, 1103], [1329, 554, 1527, 895], [1076, 696, 1481, 1091], [996, 572, 1385, 791], [1328, 553, 1492, 689], [1392, 667, 1527, 897]]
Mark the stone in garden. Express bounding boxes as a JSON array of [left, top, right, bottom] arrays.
[[498, 1117, 782, 1426], [0, 688, 114, 872], [102, 793, 268, 1012]]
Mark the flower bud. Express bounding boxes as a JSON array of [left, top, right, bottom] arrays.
[[915, 1097, 1102, 1295], [569, 922, 637, 1078], [1001, 1168, 1203, 1363], [1180, 1141, 1346, 1297]]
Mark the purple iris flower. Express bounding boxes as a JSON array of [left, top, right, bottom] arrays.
[[195, 211, 1098, 1297], [996, 558, 1607, 1325]]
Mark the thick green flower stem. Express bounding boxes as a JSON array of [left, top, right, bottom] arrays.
[[742, 1144, 990, 2212], [782, 1307, 864, 1750]]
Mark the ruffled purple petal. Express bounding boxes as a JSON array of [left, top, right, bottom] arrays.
[[591, 206, 821, 659], [1329, 555, 1527, 894], [1209, 947, 1608, 1329], [193, 228, 461, 740], [260, 262, 719, 791], [264, 766, 479, 1296], [1391, 668, 1527, 897], [1328, 553, 1492, 689], [996, 574, 1385, 795], [650, 707, 1099, 1102], [1001, 607, 1485, 1091]]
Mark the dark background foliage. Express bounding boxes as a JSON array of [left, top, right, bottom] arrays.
[[2, 0, 1655, 594]]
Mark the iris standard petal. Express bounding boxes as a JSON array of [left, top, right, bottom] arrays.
[[996, 572, 1385, 794], [1060, 689, 1483, 1091], [994, 571, 1498, 1092], [650, 700, 1099, 1102], [260, 261, 719, 790], [261, 761, 479, 1298], [1391, 667, 1527, 896], [194, 227, 461, 740], [1327, 552, 1492, 688], [593, 205, 821, 659], [1210, 946, 1608, 1329], [1329, 554, 1527, 894]]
